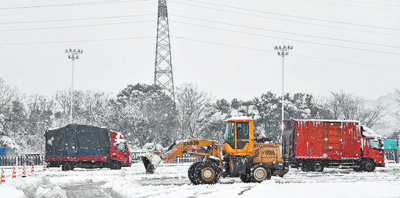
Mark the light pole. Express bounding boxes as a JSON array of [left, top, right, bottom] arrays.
[[65, 48, 83, 123], [274, 45, 293, 134]]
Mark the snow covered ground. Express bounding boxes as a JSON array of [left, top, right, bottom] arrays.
[[1, 162, 400, 198]]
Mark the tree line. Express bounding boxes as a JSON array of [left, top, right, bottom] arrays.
[[0, 78, 394, 153]]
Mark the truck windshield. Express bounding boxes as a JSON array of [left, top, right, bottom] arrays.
[[114, 142, 127, 153], [224, 122, 235, 149], [366, 139, 381, 150]]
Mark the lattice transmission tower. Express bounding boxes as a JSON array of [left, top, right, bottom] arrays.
[[154, 0, 175, 99]]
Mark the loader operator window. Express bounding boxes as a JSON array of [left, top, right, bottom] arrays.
[[236, 122, 249, 139], [236, 122, 249, 149], [224, 122, 235, 149]]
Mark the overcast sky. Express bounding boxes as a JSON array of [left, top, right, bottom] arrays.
[[0, 0, 399, 101]]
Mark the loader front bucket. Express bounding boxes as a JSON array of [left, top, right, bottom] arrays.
[[141, 153, 162, 174]]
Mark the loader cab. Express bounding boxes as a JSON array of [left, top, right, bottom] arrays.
[[222, 117, 255, 156]]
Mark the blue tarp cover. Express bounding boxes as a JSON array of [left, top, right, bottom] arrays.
[[44, 124, 110, 157]]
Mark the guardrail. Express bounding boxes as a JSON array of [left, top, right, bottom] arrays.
[[131, 152, 202, 164], [384, 150, 399, 163], [0, 154, 44, 166]]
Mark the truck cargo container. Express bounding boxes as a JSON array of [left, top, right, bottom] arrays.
[[45, 124, 131, 171], [282, 120, 384, 172]]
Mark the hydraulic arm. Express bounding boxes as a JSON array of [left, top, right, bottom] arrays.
[[141, 138, 222, 173]]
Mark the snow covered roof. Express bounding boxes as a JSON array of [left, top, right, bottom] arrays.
[[224, 116, 255, 122], [287, 119, 360, 123], [361, 125, 382, 138]]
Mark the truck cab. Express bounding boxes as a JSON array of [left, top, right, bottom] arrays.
[[362, 137, 385, 168], [110, 131, 131, 169]]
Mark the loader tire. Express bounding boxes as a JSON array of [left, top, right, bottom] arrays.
[[188, 162, 201, 185], [194, 162, 220, 185], [240, 174, 251, 183], [249, 163, 271, 183]]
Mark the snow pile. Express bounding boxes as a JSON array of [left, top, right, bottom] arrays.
[[0, 183, 25, 198], [101, 170, 140, 197], [35, 183, 67, 198]]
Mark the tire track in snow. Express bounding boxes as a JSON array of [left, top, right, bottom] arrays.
[[65, 182, 123, 198]]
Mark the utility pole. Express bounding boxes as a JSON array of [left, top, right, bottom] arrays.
[[274, 45, 293, 134], [154, 0, 175, 100], [65, 48, 83, 124]]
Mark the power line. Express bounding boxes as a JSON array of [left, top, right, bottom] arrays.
[[186, 0, 400, 31], [0, 20, 154, 32], [0, 34, 398, 70], [0, 0, 148, 10], [0, 36, 155, 45], [171, 14, 400, 49], [171, 35, 400, 70], [171, 20, 400, 56], [168, 1, 400, 37], [297, 0, 400, 11], [0, 14, 155, 25], [335, 0, 400, 7], [170, 1, 400, 31]]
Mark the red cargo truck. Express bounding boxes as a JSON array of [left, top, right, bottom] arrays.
[[282, 120, 385, 172], [45, 124, 131, 171]]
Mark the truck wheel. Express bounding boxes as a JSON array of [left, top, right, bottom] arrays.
[[249, 163, 271, 183], [363, 161, 375, 172], [353, 167, 363, 172], [62, 162, 73, 171], [188, 162, 201, 185], [312, 161, 324, 172], [194, 162, 220, 184], [301, 163, 310, 172], [110, 161, 122, 170]]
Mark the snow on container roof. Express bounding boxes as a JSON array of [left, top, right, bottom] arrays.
[[361, 125, 382, 138], [224, 116, 255, 122], [286, 119, 360, 123]]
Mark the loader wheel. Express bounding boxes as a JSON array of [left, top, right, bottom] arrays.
[[363, 161, 375, 172], [312, 161, 324, 172], [240, 174, 251, 183], [249, 164, 271, 183], [110, 161, 122, 170], [188, 162, 201, 185], [194, 162, 220, 185]]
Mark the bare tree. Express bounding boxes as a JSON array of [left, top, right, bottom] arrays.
[[0, 78, 19, 114], [176, 83, 212, 138], [328, 91, 386, 128]]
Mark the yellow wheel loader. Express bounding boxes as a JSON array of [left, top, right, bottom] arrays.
[[141, 117, 288, 184]]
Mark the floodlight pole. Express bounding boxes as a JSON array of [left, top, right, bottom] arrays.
[[274, 45, 293, 135], [65, 48, 83, 124]]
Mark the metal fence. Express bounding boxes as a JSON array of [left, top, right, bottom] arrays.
[[0, 154, 44, 166], [384, 150, 399, 163], [131, 152, 202, 164]]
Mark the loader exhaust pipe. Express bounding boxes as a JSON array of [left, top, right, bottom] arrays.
[[141, 153, 162, 174]]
